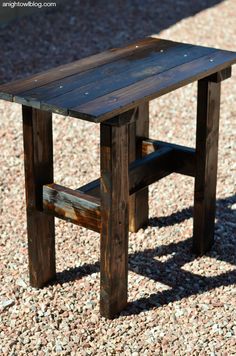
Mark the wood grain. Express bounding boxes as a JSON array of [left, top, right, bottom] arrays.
[[207, 66, 232, 83], [70, 50, 236, 122], [22, 106, 55, 288], [193, 77, 221, 255], [0, 39, 235, 123], [140, 138, 196, 177], [40, 43, 196, 110], [19, 39, 179, 103], [43, 184, 101, 232], [128, 104, 149, 232], [0, 37, 168, 98], [129, 147, 173, 195], [76, 138, 196, 202], [100, 113, 130, 318], [78, 178, 100, 199]]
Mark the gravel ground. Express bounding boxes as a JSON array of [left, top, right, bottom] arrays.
[[0, 0, 236, 355]]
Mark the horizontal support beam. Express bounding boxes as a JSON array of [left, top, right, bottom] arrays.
[[129, 146, 173, 194], [78, 147, 173, 197], [44, 139, 196, 229], [79, 178, 100, 199], [78, 138, 196, 199], [43, 183, 101, 232], [78, 146, 174, 196], [139, 137, 196, 177]]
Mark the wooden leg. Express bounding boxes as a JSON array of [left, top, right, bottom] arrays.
[[100, 113, 130, 318], [193, 79, 221, 255], [129, 103, 149, 232], [22, 106, 55, 288]]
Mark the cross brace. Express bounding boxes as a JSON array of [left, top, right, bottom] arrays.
[[43, 138, 195, 232]]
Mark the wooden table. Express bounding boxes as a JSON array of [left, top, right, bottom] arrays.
[[1, 37, 236, 318]]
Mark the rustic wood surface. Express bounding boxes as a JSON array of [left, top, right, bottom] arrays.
[[100, 114, 130, 318], [193, 77, 221, 255], [140, 138, 196, 177], [22, 106, 55, 288], [78, 179, 100, 199], [1, 38, 235, 122], [2, 36, 234, 319], [72, 51, 236, 122], [129, 147, 173, 195], [128, 103, 149, 232], [76, 138, 196, 203], [207, 67, 232, 83], [0, 37, 161, 95], [43, 183, 101, 232]]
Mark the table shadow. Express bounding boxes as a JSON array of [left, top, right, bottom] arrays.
[[55, 193, 236, 316]]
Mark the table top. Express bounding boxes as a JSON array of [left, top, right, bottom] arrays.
[[1, 37, 236, 123]]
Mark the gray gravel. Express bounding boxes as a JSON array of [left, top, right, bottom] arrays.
[[0, 0, 236, 355]]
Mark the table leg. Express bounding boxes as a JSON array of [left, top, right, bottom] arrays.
[[129, 103, 149, 232], [22, 106, 55, 287], [100, 113, 130, 318], [193, 78, 221, 255]]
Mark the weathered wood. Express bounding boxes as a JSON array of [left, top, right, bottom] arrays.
[[76, 144, 176, 200], [19, 40, 180, 104], [207, 67, 231, 83], [0, 37, 161, 97], [140, 138, 196, 177], [193, 78, 221, 255], [100, 113, 130, 318], [22, 106, 55, 288], [129, 104, 149, 232], [1, 37, 234, 321], [1, 39, 235, 123], [78, 178, 100, 199], [43, 184, 101, 232], [172, 148, 196, 177], [129, 147, 173, 195], [70, 50, 236, 122], [42, 43, 198, 112], [76, 138, 195, 203]]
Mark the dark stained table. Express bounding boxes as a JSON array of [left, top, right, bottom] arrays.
[[1, 37, 236, 318]]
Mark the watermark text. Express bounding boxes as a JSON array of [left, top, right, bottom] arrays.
[[2, 1, 57, 8]]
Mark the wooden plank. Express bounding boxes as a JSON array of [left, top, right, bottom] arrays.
[[128, 104, 149, 232], [129, 146, 174, 195], [172, 147, 196, 177], [22, 42, 192, 107], [43, 44, 213, 113], [18, 39, 180, 104], [76, 138, 195, 201], [77, 144, 176, 200], [70, 49, 236, 122], [140, 138, 196, 177], [193, 78, 221, 255], [0, 37, 168, 99], [207, 66, 231, 83], [43, 184, 101, 233], [100, 114, 130, 318], [78, 178, 100, 199], [22, 106, 55, 288]]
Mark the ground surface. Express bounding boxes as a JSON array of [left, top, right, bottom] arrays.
[[0, 0, 236, 355]]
